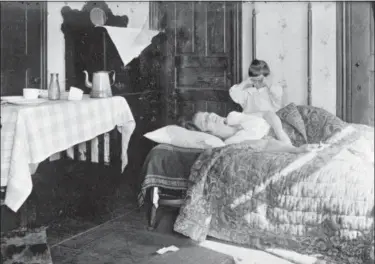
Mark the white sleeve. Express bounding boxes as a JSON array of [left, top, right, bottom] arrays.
[[229, 84, 246, 106], [269, 85, 283, 109], [226, 111, 248, 126]]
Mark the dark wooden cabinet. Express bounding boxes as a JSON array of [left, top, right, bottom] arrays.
[[0, 2, 47, 96]]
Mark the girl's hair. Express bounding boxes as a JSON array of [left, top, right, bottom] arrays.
[[248, 59, 270, 77]]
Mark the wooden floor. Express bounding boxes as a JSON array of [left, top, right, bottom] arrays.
[[50, 207, 199, 264], [30, 159, 234, 263], [1, 158, 139, 243], [49, 204, 297, 264], [1, 158, 296, 264]]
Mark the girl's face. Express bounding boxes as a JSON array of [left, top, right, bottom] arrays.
[[249, 75, 266, 89]]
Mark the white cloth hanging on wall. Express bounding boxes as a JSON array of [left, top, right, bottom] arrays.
[[101, 26, 160, 66]]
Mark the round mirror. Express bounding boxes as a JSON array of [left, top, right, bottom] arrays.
[[90, 7, 107, 26]]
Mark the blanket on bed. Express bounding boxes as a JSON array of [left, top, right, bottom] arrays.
[[138, 144, 202, 206], [137, 103, 320, 206], [174, 104, 374, 264]]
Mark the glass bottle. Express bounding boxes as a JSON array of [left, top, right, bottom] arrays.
[[48, 73, 61, 100]]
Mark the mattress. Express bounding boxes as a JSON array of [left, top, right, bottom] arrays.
[[138, 144, 202, 206]]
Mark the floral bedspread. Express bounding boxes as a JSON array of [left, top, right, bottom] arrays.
[[174, 104, 374, 264]]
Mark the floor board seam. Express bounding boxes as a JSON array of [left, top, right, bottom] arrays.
[[50, 205, 142, 248]]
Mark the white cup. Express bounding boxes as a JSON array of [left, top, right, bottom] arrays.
[[23, 88, 40, 100], [68, 87, 83, 101]]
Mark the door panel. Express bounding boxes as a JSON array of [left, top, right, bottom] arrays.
[[157, 2, 242, 123], [207, 3, 228, 55], [175, 2, 194, 54], [177, 68, 227, 89], [0, 2, 46, 96], [192, 2, 206, 56], [1, 2, 27, 95]]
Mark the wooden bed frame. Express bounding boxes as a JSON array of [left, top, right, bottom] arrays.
[[148, 187, 186, 230]]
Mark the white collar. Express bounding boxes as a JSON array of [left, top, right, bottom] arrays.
[[247, 87, 267, 93]]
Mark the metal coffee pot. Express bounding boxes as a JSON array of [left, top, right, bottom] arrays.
[[83, 70, 115, 98]]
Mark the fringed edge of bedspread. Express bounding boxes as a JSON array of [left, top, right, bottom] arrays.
[[137, 175, 189, 207]]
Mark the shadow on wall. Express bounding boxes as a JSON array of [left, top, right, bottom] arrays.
[[60, 1, 130, 93], [59, 0, 166, 96], [60, 1, 129, 31]]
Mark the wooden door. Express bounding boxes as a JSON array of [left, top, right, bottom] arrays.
[[153, 2, 242, 124], [337, 2, 374, 126], [0, 2, 47, 96]]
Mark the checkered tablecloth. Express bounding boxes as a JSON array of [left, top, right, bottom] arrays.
[[1, 95, 135, 212]]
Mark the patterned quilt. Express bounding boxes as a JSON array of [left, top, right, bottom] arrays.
[[174, 104, 374, 264]]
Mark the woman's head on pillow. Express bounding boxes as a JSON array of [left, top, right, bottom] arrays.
[[192, 111, 238, 140], [177, 114, 201, 131], [144, 124, 225, 149]]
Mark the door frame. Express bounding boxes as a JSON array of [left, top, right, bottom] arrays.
[[336, 2, 352, 122], [0, 2, 48, 93], [40, 2, 48, 90], [336, 2, 375, 122]]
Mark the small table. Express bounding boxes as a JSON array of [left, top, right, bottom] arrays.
[[1, 95, 135, 213]]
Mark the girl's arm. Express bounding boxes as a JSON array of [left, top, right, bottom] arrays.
[[268, 84, 284, 110], [229, 79, 253, 106]]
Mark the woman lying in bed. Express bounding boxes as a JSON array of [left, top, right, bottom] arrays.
[[182, 111, 324, 153], [174, 106, 374, 264]]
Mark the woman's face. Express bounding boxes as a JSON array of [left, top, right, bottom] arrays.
[[193, 112, 238, 139]]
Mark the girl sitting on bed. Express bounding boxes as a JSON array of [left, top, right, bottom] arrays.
[[228, 59, 292, 145]]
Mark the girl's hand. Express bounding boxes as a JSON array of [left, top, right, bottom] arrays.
[[250, 76, 267, 89], [242, 78, 254, 89]]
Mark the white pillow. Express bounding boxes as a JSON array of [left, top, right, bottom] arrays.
[[144, 125, 225, 149]]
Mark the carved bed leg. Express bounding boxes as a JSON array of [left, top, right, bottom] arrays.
[[148, 187, 159, 231]]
